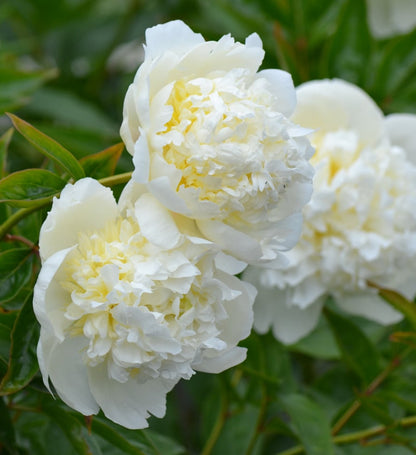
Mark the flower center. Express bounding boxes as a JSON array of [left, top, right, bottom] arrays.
[[157, 70, 294, 219], [59, 217, 227, 382]]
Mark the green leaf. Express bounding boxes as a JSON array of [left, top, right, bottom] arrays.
[[325, 0, 372, 85], [0, 128, 13, 178], [372, 29, 416, 113], [280, 393, 335, 455], [0, 247, 31, 278], [80, 142, 124, 179], [41, 399, 95, 455], [0, 292, 39, 394], [7, 113, 85, 180], [0, 247, 36, 306], [0, 66, 57, 115], [25, 87, 117, 136], [90, 415, 186, 455], [76, 416, 146, 455], [0, 311, 18, 367], [290, 318, 341, 360], [325, 307, 382, 384], [0, 169, 65, 207], [0, 396, 18, 455]]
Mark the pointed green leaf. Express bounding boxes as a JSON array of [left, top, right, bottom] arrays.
[[0, 128, 13, 178], [0, 250, 36, 306], [75, 416, 146, 455], [0, 169, 65, 207], [0, 292, 39, 394], [326, 0, 372, 85], [280, 393, 335, 455], [0, 311, 18, 366], [41, 399, 99, 455], [80, 142, 124, 179], [0, 396, 18, 455], [0, 247, 31, 277], [325, 307, 382, 383], [7, 113, 85, 180]]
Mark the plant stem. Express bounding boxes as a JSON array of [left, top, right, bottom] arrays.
[[0, 172, 132, 241], [276, 415, 416, 455], [98, 171, 132, 188], [331, 346, 411, 436], [4, 234, 39, 254], [201, 383, 229, 455]]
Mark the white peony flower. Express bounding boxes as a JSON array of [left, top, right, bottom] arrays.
[[244, 79, 416, 344], [120, 20, 314, 265], [366, 0, 416, 38], [33, 178, 255, 429]]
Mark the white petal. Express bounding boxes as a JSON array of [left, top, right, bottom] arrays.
[[252, 281, 324, 344], [88, 363, 176, 429], [194, 347, 247, 374], [144, 20, 204, 59], [33, 247, 74, 339], [214, 251, 247, 275], [384, 113, 416, 164], [197, 219, 262, 263], [258, 69, 296, 117], [134, 193, 181, 249], [118, 179, 147, 215], [132, 134, 150, 183], [214, 272, 255, 345], [148, 176, 190, 215], [39, 178, 118, 261], [335, 292, 403, 325], [45, 336, 99, 415], [293, 79, 384, 147], [120, 84, 140, 156]]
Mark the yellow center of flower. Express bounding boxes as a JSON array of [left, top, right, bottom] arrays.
[[59, 217, 227, 382], [157, 71, 295, 221]]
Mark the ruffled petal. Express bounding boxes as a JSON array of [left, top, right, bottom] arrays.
[[39, 178, 118, 261], [88, 363, 176, 429]]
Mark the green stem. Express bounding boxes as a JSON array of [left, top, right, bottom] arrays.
[[331, 346, 411, 436], [0, 172, 132, 241], [239, 366, 281, 387], [99, 171, 132, 188], [245, 390, 268, 455], [201, 382, 229, 455], [277, 415, 416, 455]]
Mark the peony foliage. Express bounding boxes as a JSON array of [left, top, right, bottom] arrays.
[[2, 2, 416, 455]]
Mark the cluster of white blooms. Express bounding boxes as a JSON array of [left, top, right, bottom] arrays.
[[244, 79, 416, 344], [33, 20, 314, 429]]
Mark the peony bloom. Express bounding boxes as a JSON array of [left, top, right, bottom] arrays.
[[120, 20, 314, 265], [366, 0, 416, 38], [243, 79, 416, 344], [33, 178, 255, 429]]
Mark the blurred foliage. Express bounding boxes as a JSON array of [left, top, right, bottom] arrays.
[[1, 0, 416, 454]]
